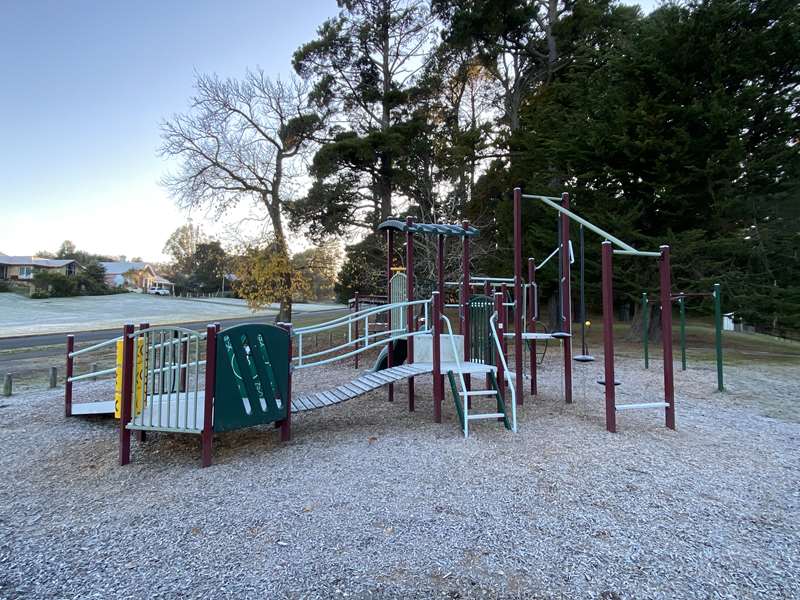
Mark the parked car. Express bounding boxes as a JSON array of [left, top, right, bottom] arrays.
[[148, 287, 170, 296]]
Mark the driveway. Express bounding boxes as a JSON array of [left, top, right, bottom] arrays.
[[0, 293, 345, 338]]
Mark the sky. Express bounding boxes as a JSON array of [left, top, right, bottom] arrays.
[[0, 0, 659, 262]]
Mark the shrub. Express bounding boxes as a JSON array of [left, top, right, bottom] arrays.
[[32, 270, 78, 297]]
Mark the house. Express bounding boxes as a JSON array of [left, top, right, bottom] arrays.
[[99, 261, 174, 294], [0, 255, 80, 282]]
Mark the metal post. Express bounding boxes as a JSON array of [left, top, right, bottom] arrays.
[[279, 322, 293, 442], [432, 291, 442, 423], [201, 324, 217, 466], [65, 335, 74, 416], [49, 366, 57, 389], [2, 374, 11, 397], [560, 192, 573, 404], [406, 217, 415, 411], [679, 296, 687, 371], [119, 323, 134, 466], [714, 283, 724, 391], [494, 292, 506, 401], [601, 243, 616, 433], [579, 225, 587, 356], [462, 220, 472, 396], [354, 292, 360, 370], [528, 257, 537, 396], [642, 293, 649, 369], [90, 363, 98, 381], [513, 187, 524, 406], [386, 229, 394, 402], [660, 246, 676, 430], [138, 322, 150, 443]]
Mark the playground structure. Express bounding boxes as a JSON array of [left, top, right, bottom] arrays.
[[641, 284, 724, 389], [63, 187, 695, 466]]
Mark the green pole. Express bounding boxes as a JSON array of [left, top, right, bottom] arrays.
[[714, 283, 723, 391], [679, 296, 686, 371], [642, 292, 649, 369]]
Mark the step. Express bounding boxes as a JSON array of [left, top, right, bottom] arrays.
[[460, 390, 498, 397], [467, 412, 506, 420], [615, 402, 669, 411]]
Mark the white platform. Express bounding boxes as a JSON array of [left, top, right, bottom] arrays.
[[413, 334, 465, 363], [70, 400, 115, 416]]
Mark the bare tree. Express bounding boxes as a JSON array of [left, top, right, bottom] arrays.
[[160, 71, 323, 321]]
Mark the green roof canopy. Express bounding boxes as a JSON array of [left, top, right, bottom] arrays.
[[377, 219, 480, 238]]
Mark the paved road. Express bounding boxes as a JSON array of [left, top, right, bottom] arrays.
[[0, 307, 348, 352]]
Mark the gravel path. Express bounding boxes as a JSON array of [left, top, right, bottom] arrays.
[[0, 355, 798, 599]]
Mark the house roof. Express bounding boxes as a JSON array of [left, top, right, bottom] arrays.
[[99, 261, 151, 274], [153, 275, 173, 285], [0, 256, 78, 268]]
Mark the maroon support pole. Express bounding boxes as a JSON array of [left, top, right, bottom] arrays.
[[279, 322, 293, 442], [436, 232, 445, 417], [501, 283, 510, 362], [660, 245, 676, 430], [406, 217, 415, 411], [483, 280, 491, 388], [560, 192, 573, 404], [432, 291, 442, 423], [601, 242, 616, 433], [119, 323, 134, 466], [65, 335, 74, 417], [513, 188, 524, 406], [201, 324, 217, 467], [386, 229, 394, 403], [462, 220, 472, 396], [494, 292, 506, 401], [527, 258, 537, 396], [354, 292, 360, 369]]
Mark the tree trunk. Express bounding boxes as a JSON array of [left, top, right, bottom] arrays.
[[267, 187, 292, 324], [629, 300, 662, 343]]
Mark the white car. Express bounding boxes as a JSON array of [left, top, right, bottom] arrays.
[[148, 287, 170, 296]]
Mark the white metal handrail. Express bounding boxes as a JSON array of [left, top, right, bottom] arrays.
[[294, 299, 431, 335], [489, 311, 518, 433], [292, 298, 432, 369], [68, 335, 123, 358], [439, 314, 469, 434], [293, 328, 432, 369]]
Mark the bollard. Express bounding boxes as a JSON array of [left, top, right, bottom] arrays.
[[49, 366, 58, 388], [3, 374, 11, 397], [91, 363, 98, 381]]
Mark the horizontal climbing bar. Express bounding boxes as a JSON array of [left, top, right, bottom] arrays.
[[613, 250, 661, 258], [615, 402, 669, 411]]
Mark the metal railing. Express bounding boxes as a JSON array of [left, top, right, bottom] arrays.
[[439, 314, 469, 433], [126, 326, 206, 433], [292, 298, 433, 369], [489, 311, 518, 433]]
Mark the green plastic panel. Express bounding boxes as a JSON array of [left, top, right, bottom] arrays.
[[469, 295, 495, 364], [214, 324, 289, 432]]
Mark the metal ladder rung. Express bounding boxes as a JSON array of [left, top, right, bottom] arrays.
[[467, 413, 505, 420], [460, 390, 497, 397], [615, 402, 669, 411]]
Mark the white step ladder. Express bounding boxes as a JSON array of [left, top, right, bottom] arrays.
[[440, 313, 517, 438]]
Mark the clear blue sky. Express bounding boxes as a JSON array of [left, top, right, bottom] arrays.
[[0, 0, 339, 260], [0, 0, 658, 261]]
